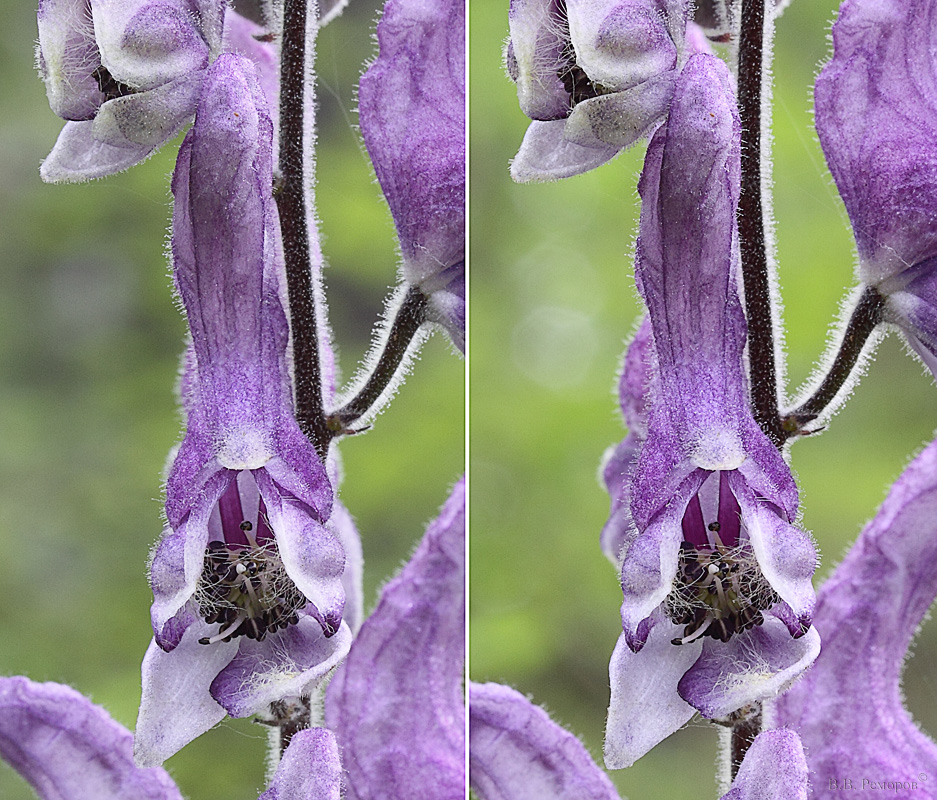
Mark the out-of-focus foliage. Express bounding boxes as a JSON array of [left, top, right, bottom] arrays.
[[0, 2, 463, 799], [469, 2, 937, 798]]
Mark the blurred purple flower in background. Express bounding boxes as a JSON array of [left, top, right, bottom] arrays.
[[468, 682, 808, 800], [505, 0, 692, 181], [814, 0, 937, 375], [36, 0, 275, 182], [777, 438, 937, 797], [358, 0, 466, 351]]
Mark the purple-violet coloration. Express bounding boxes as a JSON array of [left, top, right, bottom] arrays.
[[36, 0, 274, 182], [602, 53, 818, 768], [468, 681, 809, 800], [134, 54, 350, 767], [814, 0, 937, 375], [358, 0, 466, 351]]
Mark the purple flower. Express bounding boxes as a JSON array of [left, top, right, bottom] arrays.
[[36, 0, 274, 182], [776, 438, 937, 796], [468, 682, 808, 800], [602, 54, 818, 768], [358, 0, 466, 350], [133, 54, 350, 766], [0, 676, 339, 800], [505, 0, 692, 181], [323, 477, 466, 798], [0, 677, 183, 800], [814, 0, 937, 374]]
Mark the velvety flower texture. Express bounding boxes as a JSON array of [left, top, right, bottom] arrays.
[[602, 54, 818, 768], [776, 438, 937, 798], [505, 0, 691, 181], [815, 0, 937, 374], [0, 676, 333, 800], [323, 477, 466, 799], [468, 682, 808, 800], [36, 0, 274, 182], [134, 54, 350, 767], [358, 0, 466, 351]]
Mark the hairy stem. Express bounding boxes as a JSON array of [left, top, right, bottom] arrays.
[[737, 0, 783, 448], [276, 0, 329, 461], [729, 706, 762, 780], [783, 285, 885, 434], [328, 285, 429, 431]]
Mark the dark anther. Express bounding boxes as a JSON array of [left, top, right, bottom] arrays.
[[92, 66, 136, 101], [708, 521, 721, 532], [240, 520, 253, 531]]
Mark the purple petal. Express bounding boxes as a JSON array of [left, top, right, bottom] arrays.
[[511, 119, 622, 182], [470, 682, 621, 800], [253, 468, 345, 628], [425, 259, 466, 352], [605, 626, 698, 768], [730, 472, 817, 633], [325, 478, 465, 800], [619, 468, 704, 643], [222, 10, 280, 133], [259, 728, 343, 800], [210, 618, 352, 717], [566, 0, 683, 92], [91, 0, 212, 89], [563, 72, 675, 149], [134, 627, 236, 767], [677, 616, 820, 719], [0, 676, 182, 800], [358, 0, 465, 292], [329, 497, 364, 633], [814, 0, 937, 286], [601, 319, 653, 565], [90, 73, 204, 148], [40, 120, 156, 183], [507, 0, 572, 121], [633, 53, 747, 452], [37, 0, 106, 120], [776, 437, 937, 790], [721, 729, 808, 800]]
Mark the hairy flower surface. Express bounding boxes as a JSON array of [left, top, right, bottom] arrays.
[[36, 0, 273, 182], [0, 676, 340, 800], [815, 0, 937, 374], [134, 54, 350, 767], [468, 682, 808, 799], [323, 478, 466, 799], [776, 438, 937, 798], [358, 0, 466, 350], [506, 0, 692, 181], [603, 54, 818, 768]]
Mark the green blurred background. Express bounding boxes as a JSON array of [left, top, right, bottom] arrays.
[[0, 2, 463, 798], [470, 1, 937, 798]]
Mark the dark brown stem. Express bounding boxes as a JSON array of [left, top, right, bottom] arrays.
[[276, 0, 329, 461], [783, 285, 885, 435], [328, 286, 429, 432], [737, 0, 783, 448], [729, 706, 762, 779]]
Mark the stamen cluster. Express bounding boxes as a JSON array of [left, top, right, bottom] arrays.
[[195, 524, 306, 646], [666, 536, 778, 645]]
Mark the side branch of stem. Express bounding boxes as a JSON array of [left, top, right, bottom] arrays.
[[329, 285, 429, 431], [784, 285, 885, 433], [737, 0, 783, 449]]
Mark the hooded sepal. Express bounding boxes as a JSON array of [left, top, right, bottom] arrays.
[[324, 478, 466, 800], [0, 676, 182, 799], [470, 682, 621, 800]]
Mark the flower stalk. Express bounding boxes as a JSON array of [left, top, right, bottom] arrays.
[[276, 0, 328, 460], [737, 0, 782, 449]]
